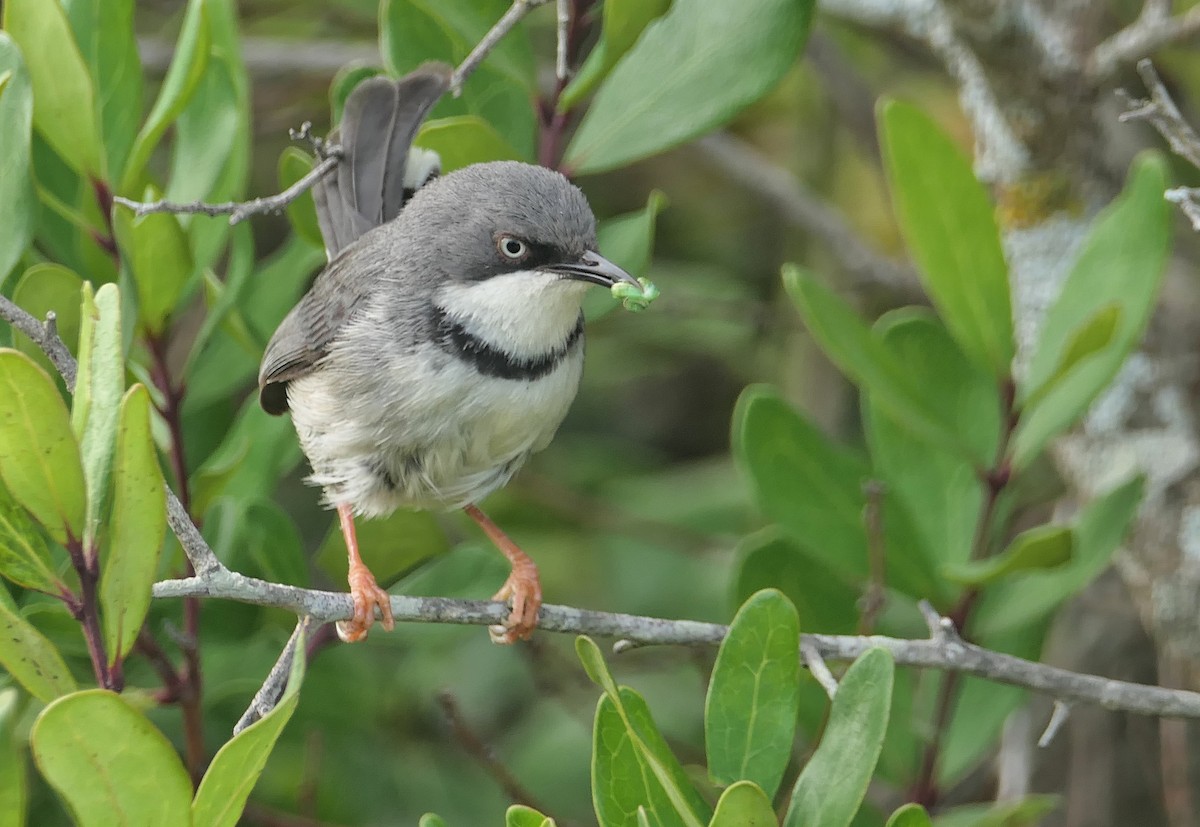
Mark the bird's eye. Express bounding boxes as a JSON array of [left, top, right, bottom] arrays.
[[497, 236, 528, 260]]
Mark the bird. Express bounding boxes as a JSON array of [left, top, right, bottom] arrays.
[[258, 63, 641, 644]]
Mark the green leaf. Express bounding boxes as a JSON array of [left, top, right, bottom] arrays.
[[122, 0, 211, 192], [565, 0, 813, 174], [592, 688, 710, 827], [0, 687, 27, 827], [278, 147, 322, 248], [0, 350, 86, 545], [0, 476, 62, 593], [63, 0, 143, 180], [577, 635, 620, 701], [506, 804, 555, 827], [559, 0, 672, 111], [1021, 304, 1120, 409], [943, 524, 1072, 586], [2, 0, 102, 175], [0, 35, 36, 285], [784, 648, 894, 827], [417, 115, 521, 173], [705, 589, 799, 797], [972, 476, 1142, 638], [31, 689, 192, 826], [878, 100, 1014, 378], [71, 283, 123, 551], [10, 264, 82, 384], [192, 627, 306, 827], [783, 268, 968, 460], [114, 189, 195, 332], [1013, 155, 1171, 467], [932, 795, 1058, 827], [210, 498, 308, 589], [708, 781, 776, 827], [733, 385, 869, 579], [419, 816, 449, 827], [0, 597, 77, 701], [100, 385, 166, 662], [886, 803, 932, 827], [734, 529, 860, 634]]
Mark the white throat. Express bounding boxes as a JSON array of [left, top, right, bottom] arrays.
[[435, 270, 590, 358]]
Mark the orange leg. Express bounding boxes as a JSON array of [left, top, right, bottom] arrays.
[[335, 502, 395, 643], [463, 503, 542, 644]]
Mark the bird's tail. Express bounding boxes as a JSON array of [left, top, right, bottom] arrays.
[[314, 63, 452, 259]]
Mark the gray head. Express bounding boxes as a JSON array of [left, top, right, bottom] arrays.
[[384, 160, 637, 290]]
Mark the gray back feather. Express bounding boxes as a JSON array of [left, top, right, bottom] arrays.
[[260, 64, 449, 414]]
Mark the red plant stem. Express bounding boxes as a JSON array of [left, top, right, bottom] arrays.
[[145, 330, 206, 780], [537, 0, 593, 171], [910, 377, 1019, 807], [65, 536, 114, 690]]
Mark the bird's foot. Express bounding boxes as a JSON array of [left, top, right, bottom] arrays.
[[336, 562, 395, 643], [489, 559, 542, 645]]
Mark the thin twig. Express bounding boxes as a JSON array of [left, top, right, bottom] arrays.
[[1091, 3, 1200, 80], [451, 0, 553, 95], [112, 154, 341, 224], [235, 618, 311, 735], [555, 0, 570, 82], [859, 479, 887, 634], [802, 640, 839, 699], [1038, 700, 1071, 748]]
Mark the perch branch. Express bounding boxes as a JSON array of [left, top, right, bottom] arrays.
[[802, 640, 839, 699], [10, 235, 1200, 730]]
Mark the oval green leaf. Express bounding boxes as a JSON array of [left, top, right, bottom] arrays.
[[0, 596, 77, 702], [709, 781, 776, 827], [11, 264, 83, 379], [879, 99, 1014, 378], [100, 385, 166, 662], [192, 627, 306, 827], [592, 688, 710, 827], [942, 524, 1073, 586], [576, 634, 620, 701], [784, 648, 894, 827], [31, 689, 192, 827], [559, 0, 672, 111], [885, 803, 933, 827], [0, 349, 86, 545], [565, 0, 814, 174], [114, 189, 195, 332], [278, 147, 322, 248], [506, 805, 555, 827], [64, 0, 144, 180], [72, 282, 124, 551], [1013, 155, 1171, 468], [705, 589, 799, 798], [0, 34, 36, 285], [783, 267, 969, 460], [2, 0, 102, 175], [417, 115, 521, 173], [0, 476, 62, 594]]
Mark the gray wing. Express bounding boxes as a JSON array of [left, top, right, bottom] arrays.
[[314, 63, 451, 259], [258, 247, 381, 415]]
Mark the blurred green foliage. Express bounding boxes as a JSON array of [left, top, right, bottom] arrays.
[[0, 0, 1175, 825]]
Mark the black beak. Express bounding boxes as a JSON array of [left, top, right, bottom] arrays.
[[542, 251, 640, 289]]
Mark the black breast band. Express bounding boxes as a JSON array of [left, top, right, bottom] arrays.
[[432, 305, 583, 380]]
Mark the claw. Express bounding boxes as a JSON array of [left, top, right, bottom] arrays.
[[488, 561, 541, 645], [336, 562, 395, 642]]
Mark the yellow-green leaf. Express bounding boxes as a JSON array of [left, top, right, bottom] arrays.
[[100, 385, 166, 662], [0, 350, 86, 545], [0, 595, 77, 702]]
